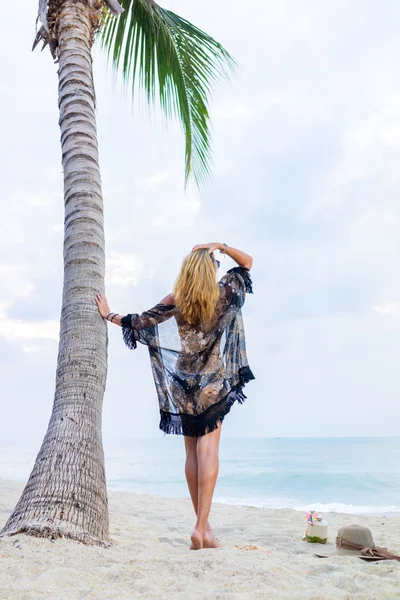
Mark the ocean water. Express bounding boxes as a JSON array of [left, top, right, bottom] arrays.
[[1, 437, 400, 515]]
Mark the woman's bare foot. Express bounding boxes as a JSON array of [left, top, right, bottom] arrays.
[[203, 528, 219, 549], [190, 528, 204, 550]]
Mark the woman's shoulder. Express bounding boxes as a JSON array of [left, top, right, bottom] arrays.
[[158, 293, 176, 306], [219, 266, 253, 294]]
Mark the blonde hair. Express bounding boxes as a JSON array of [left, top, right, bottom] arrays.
[[173, 249, 220, 325]]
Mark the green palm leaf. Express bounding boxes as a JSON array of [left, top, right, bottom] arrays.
[[100, 0, 236, 187]]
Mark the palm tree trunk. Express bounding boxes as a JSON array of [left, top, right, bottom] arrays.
[[1, 0, 109, 545]]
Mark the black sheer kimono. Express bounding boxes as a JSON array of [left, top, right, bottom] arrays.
[[121, 266, 255, 437]]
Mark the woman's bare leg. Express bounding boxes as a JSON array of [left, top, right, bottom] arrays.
[[184, 436, 199, 513], [190, 424, 222, 550], [184, 435, 218, 549]]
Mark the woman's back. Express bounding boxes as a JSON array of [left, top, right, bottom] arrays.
[[121, 265, 254, 436]]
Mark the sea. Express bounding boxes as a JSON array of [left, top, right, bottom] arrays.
[[1, 437, 400, 516]]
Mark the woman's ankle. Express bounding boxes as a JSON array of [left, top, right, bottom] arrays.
[[194, 522, 207, 535]]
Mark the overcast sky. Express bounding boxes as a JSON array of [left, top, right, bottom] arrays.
[[1, 1, 399, 445]]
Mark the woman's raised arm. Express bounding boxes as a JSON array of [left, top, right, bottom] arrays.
[[192, 242, 253, 270]]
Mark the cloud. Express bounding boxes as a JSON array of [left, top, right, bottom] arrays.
[[373, 302, 400, 317], [106, 251, 152, 287], [0, 314, 59, 343]]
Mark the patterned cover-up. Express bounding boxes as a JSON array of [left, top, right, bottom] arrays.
[[121, 266, 255, 437]]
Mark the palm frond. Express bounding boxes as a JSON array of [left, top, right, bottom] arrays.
[[99, 0, 236, 187]]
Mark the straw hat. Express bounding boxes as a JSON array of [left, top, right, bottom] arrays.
[[315, 524, 400, 562]]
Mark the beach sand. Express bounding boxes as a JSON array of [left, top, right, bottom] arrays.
[[1, 480, 399, 599]]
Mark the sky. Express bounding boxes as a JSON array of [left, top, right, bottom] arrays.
[[0, 0, 399, 444]]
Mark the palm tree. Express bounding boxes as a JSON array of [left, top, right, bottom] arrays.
[[0, 0, 234, 545]]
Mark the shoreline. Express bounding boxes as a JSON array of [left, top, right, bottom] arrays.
[[1, 479, 400, 599], [2, 476, 400, 518]]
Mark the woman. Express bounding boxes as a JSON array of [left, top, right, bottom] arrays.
[[95, 242, 254, 550]]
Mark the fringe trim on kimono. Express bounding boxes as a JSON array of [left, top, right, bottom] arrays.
[[159, 366, 255, 438]]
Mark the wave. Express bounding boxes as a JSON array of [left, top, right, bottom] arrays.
[[293, 501, 400, 515], [214, 496, 400, 514]]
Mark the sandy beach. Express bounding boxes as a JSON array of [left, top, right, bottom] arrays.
[[1, 480, 399, 600]]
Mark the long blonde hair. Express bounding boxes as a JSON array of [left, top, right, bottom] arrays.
[[173, 249, 220, 325]]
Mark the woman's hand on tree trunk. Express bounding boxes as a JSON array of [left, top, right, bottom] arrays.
[[95, 293, 111, 318]]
